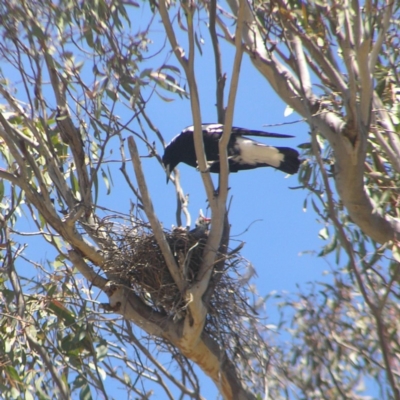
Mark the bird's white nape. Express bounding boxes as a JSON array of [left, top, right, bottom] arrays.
[[183, 124, 224, 134]]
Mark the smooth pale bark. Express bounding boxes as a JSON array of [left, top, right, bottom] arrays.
[[105, 279, 256, 400]]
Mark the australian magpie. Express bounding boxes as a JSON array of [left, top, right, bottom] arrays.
[[162, 123, 300, 182], [189, 210, 211, 238]]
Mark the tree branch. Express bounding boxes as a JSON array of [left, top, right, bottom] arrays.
[[209, 0, 226, 123], [105, 282, 180, 341], [127, 136, 184, 292], [68, 250, 108, 289]]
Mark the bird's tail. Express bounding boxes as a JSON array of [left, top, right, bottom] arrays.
[[276, 147, 301, 174]]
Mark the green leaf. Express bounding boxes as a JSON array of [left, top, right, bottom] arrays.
[[107, 165, 114, 187], [0, 179, 4, 203], [101, 168, 110, 195], [47, 284, 58, 297], [392, 244, 400, 263], [159, 64, 181, 74], [31, 23, 45, 40], [303, 197, 308, 212], [4, 336, 16, 353], [95, 343, 108, 361], [6, 365, 22, 383], [79, 383, 92, 400], [318, 235, 337, 257], [48, 300, 76, 327], [105, 88, 118, 101], [284, 105, 294, 117], [92, 167, 98, 205], [194, 32, 204, 55], [70, 170, 80, 199], [298, 142, 311, 149], [25, 389, 34, 400], [149, 71, 189, 97], [318, 227, 329, 240]]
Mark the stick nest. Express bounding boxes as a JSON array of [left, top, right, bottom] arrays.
[[103, 221, 213, 316], [100, 217, 253, 320], [100, 217, 245, 317]]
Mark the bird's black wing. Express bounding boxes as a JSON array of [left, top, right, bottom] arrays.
[[230, 126, 294, 138], [184, 124, 294, 139]]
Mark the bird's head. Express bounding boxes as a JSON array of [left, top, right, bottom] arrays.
[[162, 148, 176, 184], [162, 129, 195, 183], [189, 210, 211, 238], [195, 215, 211, 229], [162, 137, 184, 183], [195, 209, 211, 228]]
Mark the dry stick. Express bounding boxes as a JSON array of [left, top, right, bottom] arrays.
[[191, 0, 243, 301], [217, 0, 245, 205], [127, 136, 184, 292], [173, 169, 191, 228], [202, 214, 230, 306], [209, 0, 226, 123]]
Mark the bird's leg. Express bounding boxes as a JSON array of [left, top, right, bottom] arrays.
[[196, 161, 210, 174], [213, 185, 230, 197]]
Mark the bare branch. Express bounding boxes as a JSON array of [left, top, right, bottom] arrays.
[[289, 34, 312, 99], [209, 0, 226, 123], [172, 170, 191, 228], [369, 0, 395, 73], [127, 136, 184, 292], [105, 283, 180, 341], [68, 250, 108, 289]]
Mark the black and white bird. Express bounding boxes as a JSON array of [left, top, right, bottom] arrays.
[[162, 124, 300, 182], [189, 210, 211, 238]]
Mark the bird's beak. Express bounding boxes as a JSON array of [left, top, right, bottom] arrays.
[[165, 165, 171, 184]]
